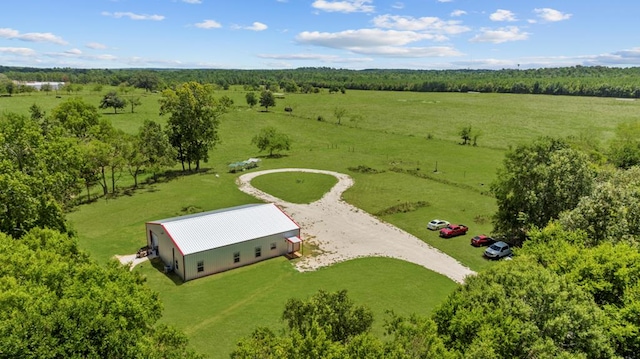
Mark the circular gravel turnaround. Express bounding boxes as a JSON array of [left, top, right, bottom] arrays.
[[237, 168, 476, 284]]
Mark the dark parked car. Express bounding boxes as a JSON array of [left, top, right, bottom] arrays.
[[471, 234, 495, 247]]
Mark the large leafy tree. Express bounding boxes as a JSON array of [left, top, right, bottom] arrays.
[[0, 162, 66, 237], [132, 71, 162, 92], [50, 97, 101, 139], [232, 290, 375, 358], [99, 91, 127, 113], [245, 92, 257, 108], [608, 121, 640, 169], [560, 166, 640, 246], [251, 126, 292, 157], [0, 112, 81, 235], [433, 257, 616, 358], [135, 120, 177, 183], [259, 90, 276, 111], [490, 137, 594, 243], [0, 228, 202, 358], [523, 224, 640, 358], [282, 289, 374, 343], [160, 81, 229, 171]]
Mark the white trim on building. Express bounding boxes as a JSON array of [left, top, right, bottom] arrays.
[[145, 203, 301, 281]]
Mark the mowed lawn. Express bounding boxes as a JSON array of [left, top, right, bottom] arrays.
[[23, 87, 640, 358], [135, 255, 457, 358], [250, 172, 338, 204]]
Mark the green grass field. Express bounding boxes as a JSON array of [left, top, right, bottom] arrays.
[[8, 87, 640, 358], [135, 256, 457, 356], [250, 172, 338, 203]]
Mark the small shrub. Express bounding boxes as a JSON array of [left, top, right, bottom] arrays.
[[317, 115, 324, 122], [426, 133, 434, 140], [474, 214, 489, 225], [376, 201, 430, 216], [179, 205, 203, 215], [348, 165, 384, 174]]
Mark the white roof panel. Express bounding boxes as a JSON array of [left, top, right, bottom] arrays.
[[149, 203, 299, 255]]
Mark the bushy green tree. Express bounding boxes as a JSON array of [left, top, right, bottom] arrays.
[[251, 126, 292, 157], [490, 137, 594, 243], [232, 290, 375, 359], [99, 91, 127, 113], [50, 97, 101, 139], [259, 90, 276, 111], [132, 71, 162, 92], [523, 224, 640, 358], [433, 257, 616, 358], [135, 120, 177, 182], [160, 81, 229, 171], [608, 121, 640, 169], [245, 92, 257, 108], [283, 289, 374, 343], [383, 312, 455, 359], [0, 112, 83, 235], [458, 125, 472, 145], [334, 107, 347, 125], [560, 166, 640, 246], [0, 228, 202, 358]]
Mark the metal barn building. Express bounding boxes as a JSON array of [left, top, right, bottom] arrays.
[[145, 203, 302, 281]]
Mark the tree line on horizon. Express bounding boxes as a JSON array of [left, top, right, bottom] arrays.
[[2, 65, 640, 98]]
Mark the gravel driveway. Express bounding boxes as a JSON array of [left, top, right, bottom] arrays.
[[237, 168, 476, 284]]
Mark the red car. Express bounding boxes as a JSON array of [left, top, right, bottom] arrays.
[[471, 235, 495, 247], [439, 224, 469, 238]]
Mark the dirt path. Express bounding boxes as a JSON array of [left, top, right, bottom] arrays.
[[237, 168, 476, 284]]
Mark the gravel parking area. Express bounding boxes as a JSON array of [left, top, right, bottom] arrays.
[[237, 168, 475, 284]]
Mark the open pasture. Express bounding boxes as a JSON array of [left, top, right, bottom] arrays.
[[12, 87, 639, 358]]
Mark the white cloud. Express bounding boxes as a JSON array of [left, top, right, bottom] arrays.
[[195, 20, 222, 29], [0, 28, 19, 38], [348, 45, 463, 57], [248, 22, 268, 31], [232, 22, 268, 31], [0, 47, 36, 56], [372, 14, 470, 36], [182, 0, 202, 3], [470, 26, 529, 44], [297, 29, 436, 48], [312, 0, 374, 13], [86, 42, 107, 49], [534, 8, 572, 22], [451, 10, 466, 17], [490, 9, 517, 22], [101, 11, 165, 21], [0, 27, 68, 45], [258, 53, 373, 64], [296, 29, 463, 58], [437, 0, 453, 3], [392, 2, 404, 9], [47, 51, 117, 61]]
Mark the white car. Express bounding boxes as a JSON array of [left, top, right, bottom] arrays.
[[484, 241, 512, 259], [427, 219, 450, 230]]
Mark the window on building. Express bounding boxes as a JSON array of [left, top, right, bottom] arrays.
[[233, 252, 240, 263], [175, 260, 179, 270], [255, 246, 262, 258], [270, 242, 277, 250], [197, 260, 204, 272]]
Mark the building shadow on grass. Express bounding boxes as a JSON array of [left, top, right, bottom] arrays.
[[148, 257, 184, 286]]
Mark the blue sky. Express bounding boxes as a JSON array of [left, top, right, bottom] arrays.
[[1, 0, 638, 70]]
